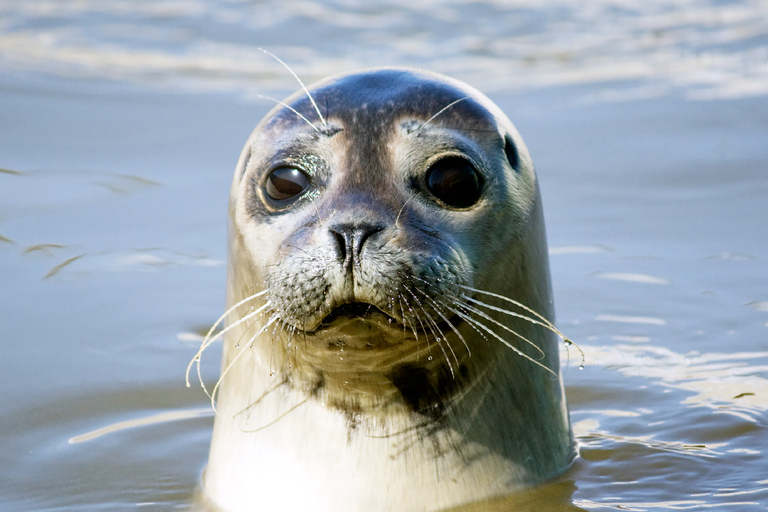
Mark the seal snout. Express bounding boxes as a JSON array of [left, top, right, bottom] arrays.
[[328, 221, 385, 270]]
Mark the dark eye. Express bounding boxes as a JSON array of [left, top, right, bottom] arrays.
[[265, 167, 309, 201], [425, 157, 482, 208]]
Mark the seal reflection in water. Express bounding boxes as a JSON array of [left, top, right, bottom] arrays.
[[191, 68, 576, 512]]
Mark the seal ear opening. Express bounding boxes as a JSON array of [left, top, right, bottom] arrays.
[[504, 134, 519, 172]]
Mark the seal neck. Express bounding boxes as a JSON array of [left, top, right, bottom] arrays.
[[204, 325, 574, 512]]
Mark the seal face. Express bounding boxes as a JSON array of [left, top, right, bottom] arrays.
[[197, 68, 575, 512]]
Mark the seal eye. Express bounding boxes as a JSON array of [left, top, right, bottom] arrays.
[[425, 157, 482, 209], [265, 167, 309, 201]]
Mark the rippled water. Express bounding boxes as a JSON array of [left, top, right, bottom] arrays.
[[1, 1, 767, 511]]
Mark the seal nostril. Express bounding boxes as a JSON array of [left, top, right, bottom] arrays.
[[328, 223, 384, 267], [331, 229, 350, 266]]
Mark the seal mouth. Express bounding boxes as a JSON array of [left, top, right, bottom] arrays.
[[316, 301, 465, 334], [319, 302, 395, 327]]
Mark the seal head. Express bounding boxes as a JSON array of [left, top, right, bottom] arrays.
[[202, 68, 575, 512]]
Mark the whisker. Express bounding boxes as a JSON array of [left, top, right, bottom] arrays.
[[240, 395, 309, 433], [460, 288, 584, 365], [209, 334, 253, 412], [413, 287, 471, 358], [398, 292, 424, 361], [450, 303, 490, 346], [410, 97, 468, 133], [192, 300, 272, 396], [451, 299, 545, 359], [185, 290, 269, 388], [396, 293, 408, 339], [446, 306, 557, 378], [563, 338, 586, 370], [234, 377, 285, 419], [257, 95, 320, 133], [210, 313, 280, 412], [258, 48, 327, 127], [403, 284, 455, 378], [460, 286, 559, 332], [462, 293, 558, 334], [203, 316, 262, 404], [394, 197, 412, 229]]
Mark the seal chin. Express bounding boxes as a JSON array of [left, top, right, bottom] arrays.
[[310, 302, 404, 350]]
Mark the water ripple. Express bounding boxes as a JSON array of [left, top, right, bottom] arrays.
[[1, 0, 767, 100]]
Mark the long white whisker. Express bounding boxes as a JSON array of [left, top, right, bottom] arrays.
[[258, 48, 327, 126], [185, 290, 269, 388], [209, 335, 252, 411], [257, 95, 319, 132], [412, 97, 468, 133], [191, 301, 272, 395], [452, 300, 545, 359], [460, 286, 558, 331], [396, 293, 409, 339], [398, 292, 424, 361], [462, 293, 559, 335], [210, 314, 280, 412], [414, 288, 471, 358], [447, 306, 557, 378], [234, 378, 284, 419], [241, 395, 309, 433], [394, 197, 412, 229], [403, 284, 455, 378], [460, 289, 584, 364]]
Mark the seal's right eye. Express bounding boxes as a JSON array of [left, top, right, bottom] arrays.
[[265, 167, 309, 201], [425, 157, 482, 209]]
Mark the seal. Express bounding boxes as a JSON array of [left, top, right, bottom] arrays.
[[191, 68, 576, 512]]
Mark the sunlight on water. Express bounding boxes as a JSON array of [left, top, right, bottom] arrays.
[[69, 408, 214, 445]]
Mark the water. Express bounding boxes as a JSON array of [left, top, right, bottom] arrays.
[[1, 1, 767, 510]]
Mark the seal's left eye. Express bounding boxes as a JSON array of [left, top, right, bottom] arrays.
[[425, 157, 482, 209], [265, 167, 309, 201]]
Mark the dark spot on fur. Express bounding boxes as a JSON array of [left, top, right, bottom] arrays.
[[343, 410, 361, 443], [299, 366, 325, 396], [388, 363, 461, 419]]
